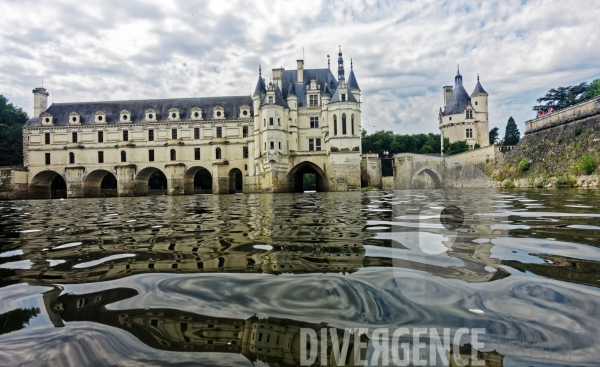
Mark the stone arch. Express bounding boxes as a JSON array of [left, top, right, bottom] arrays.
[[184, 166, 213, 194], [411, 167, 443, 188], [83, 169, 117, 197], [134, 167, 168, 195], [228, 167, 243, 194], [288, 161, 328, 192], [29, 170, 66, 199]]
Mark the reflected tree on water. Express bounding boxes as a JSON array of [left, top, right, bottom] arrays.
[[0, 307, 40, 335]]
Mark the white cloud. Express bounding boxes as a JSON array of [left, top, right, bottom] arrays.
[[1, 0, 599, 136]]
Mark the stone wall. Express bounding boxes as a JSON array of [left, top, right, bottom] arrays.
[[0, 167, 29, 199], [525, 96, 600, 134]]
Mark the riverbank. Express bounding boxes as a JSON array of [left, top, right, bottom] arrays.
[[491, 110, 600, 188]]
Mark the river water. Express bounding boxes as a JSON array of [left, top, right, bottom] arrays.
[[0, 189, 599, 366]]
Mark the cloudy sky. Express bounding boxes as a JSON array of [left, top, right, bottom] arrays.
[[1, 0, 599, 135]]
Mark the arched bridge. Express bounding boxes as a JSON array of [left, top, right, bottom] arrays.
[[393, 153, 491, 189]]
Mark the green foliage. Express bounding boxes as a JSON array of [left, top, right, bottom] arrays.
[[361, 130, 441, 156], [303, 173, 316, 191], [518, 158, 531, 173], [532, 82, 589, 112], [0, 307, 40, 335], [554, 174, 576, 187], [578, 155, 597, 174], [474, 143, 481, 149], [503, 117, 520, 146], [502, 178, 515, 188], [0, 95, 29, 166], [443, 139, 469, 155], [583, 79, 600, 100], [489, 127, 499, 145], [573, 125, 582, 136]]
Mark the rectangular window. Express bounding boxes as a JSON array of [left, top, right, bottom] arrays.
[[341, 94, 346, 102], [316, 138, 322, 151], [98, 131, 104, 143], [270, 141, 274, 149], [44, 133, 50, 145], [149, 149, 155, 162], [171, 128, 177, 139], [466, 128, 473, 138], [72, 132, 78, 143], [309, 95, 318, 107], [69, 152, 75, 164], [309, 138, 314, 151], [194, 127, 200, 139], [278, 142, 281, 149], [310, 117, 319, 128], [45, 153, 50, 165], [216, 127, 222, 138], [466, 110, 473, 119], [98, 151, 104, 163], [269, 118, 273, 125], [268, 96, 273, 104], [148, 129, 154, 141], [123, 130, 129, 141], [278, 118, 280, 126], [243, 126, 248, 138], [243, 146, 248, 158], [263, 119, 266, 127], [194, 148, 200, 160]]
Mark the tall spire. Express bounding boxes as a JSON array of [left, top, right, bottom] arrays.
[[455, 64, 462, 84], [351, 58, 353, 70], [259, 64, 261, 77], [327, 54, 330, 69], [338, 45, 345, 81]]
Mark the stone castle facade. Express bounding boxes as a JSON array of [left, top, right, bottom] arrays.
[[439, 68, 490, 152], [22, 48, 363, 198]]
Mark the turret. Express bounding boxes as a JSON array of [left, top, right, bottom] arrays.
[[33, 87, 49, 118], [347, 59, 361, 102], [470, 74, 489, 114]]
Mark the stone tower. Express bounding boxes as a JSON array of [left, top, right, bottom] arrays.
[[32, 87, 49, 118]]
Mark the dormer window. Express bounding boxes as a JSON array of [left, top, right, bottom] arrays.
[[69, 112, 80, 125], [309, 95, 319, 107], [466, 110, 473, 119], [41, 113, 53, 125], [341, 94, 346, 102], [120, 110, 131, 123], [213, 106, 225, 119], [268, 96, 273, 104], [191, 107, 203, 121], [239, 106, 251, 118], [95, 111, 107, 124], [168, 108, 180, 121], [310, 77, 317, 90], [145, 109, 157, 122]]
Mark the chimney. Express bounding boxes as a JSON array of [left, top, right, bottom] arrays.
[[297, 60, 304, 83], [272, 68, 283, 91], [33, 87, 49, 118], [443, 86, 453, 107]]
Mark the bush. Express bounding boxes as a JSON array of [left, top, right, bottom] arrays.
[[502, 178, 515, 188], [573, 125, 582, 136], [474, 143, 481, 149], [518, 158, 531, 173], [578, 155, 597, 174], [554, 174, 576, 187]]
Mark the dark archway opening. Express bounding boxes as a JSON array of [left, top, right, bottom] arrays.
[[229, 168, 243, 194], [50, 175, 67, 199], [184, 166, 213, 194], [83, 170, 117, 197], [148, 171, 168, 194], [303, 173, 316, 191], [289, 162, 327, 193], [193, 168, 213, 194], [100, 174, 117, 196]]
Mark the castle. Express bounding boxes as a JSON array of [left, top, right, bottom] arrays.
[[22, 48, 363, 198], [439, 68, 490, 152]]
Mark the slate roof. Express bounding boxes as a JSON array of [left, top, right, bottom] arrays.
[[281, 69, 338, 107], [471, 79, 488, 96], [330, 85, 358, 103], [347, 69, 360, 90], [260, 83, 288, 108], [443, 72, 472, 116], [25, 96, 253, 127]]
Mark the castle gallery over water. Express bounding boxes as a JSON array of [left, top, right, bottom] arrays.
[[22, 48, 366, 198]]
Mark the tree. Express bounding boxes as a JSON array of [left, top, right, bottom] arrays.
[[489, 127, 499, 145], [532, 82, 588, 112], [0, 95, 29, 166], [442, 138, 469, 155], [503, 116, 520, 146], [584, 79, 600, 100], [361, 130, 442, 156]]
